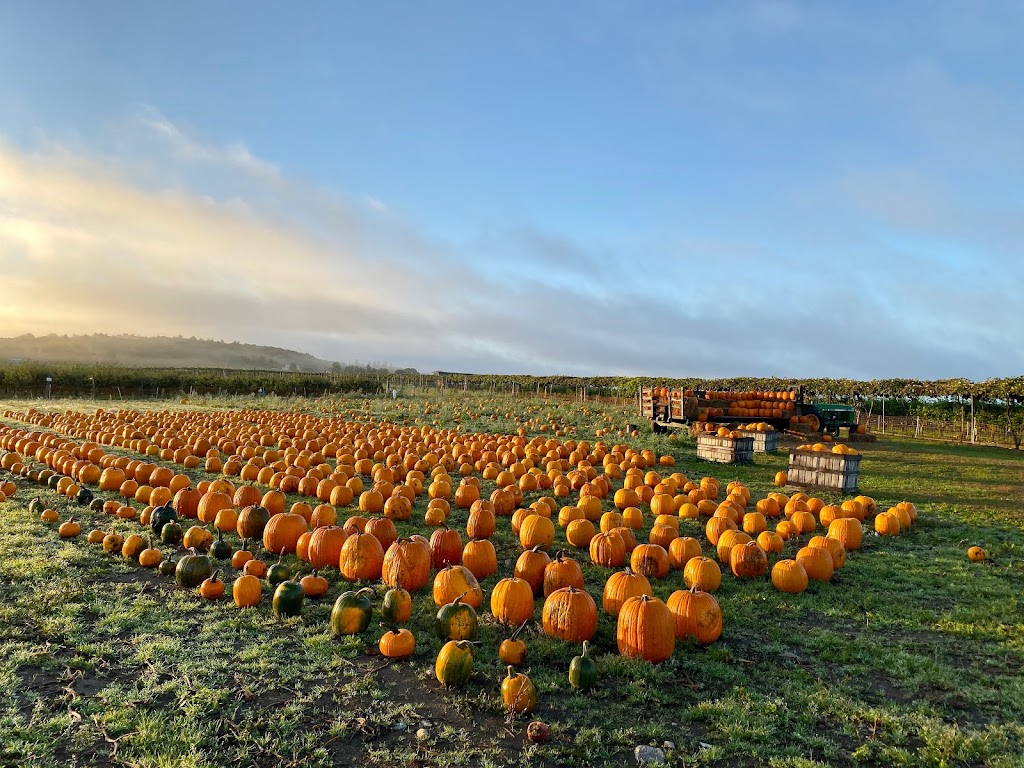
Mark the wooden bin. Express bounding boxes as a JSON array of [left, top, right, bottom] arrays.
[[739, 430, 779, 453], [787, 449, 862, 493], [696, 434, 754, 464]]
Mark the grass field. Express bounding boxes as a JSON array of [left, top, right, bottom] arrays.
[[1, 394, 1023, 767]]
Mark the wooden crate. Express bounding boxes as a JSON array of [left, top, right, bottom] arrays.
[[739, 430, 779, 453], [787, 449, 862, 493], [696, 434, 754, 464]]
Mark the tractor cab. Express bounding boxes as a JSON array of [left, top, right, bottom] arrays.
[[810, 404, 857, 436]]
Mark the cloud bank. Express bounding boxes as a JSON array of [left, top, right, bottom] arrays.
[[0, 106, 1021, 379]]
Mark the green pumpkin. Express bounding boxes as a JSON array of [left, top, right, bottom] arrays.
[[27, 469, 40, 483], [210, 530, 233, 561], [28, 496, 46, 516], [330, 588, 374, 636], [175, 549, 213, 588], [273, 577, 304, 618], [435, 594, 478, 641], [89, 497, 105, 512], [266, 552, 291, 586], [46, 475, 62, 490], [37, 470, 55, 486], [381, 587, 412, 624], [569, 641, 597, 691], [160, 521, 183, 545], [151, 503, 178, 536], [435, 640, 474, 688], [75, 487, 94, 507], [158, 558, 177, 577]]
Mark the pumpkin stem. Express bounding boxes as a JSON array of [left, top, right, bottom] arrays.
[[510, 619, 529, 642], [506, 665, 515, 680], [581, 640, 590, 658], [211, 570, 221, 584]]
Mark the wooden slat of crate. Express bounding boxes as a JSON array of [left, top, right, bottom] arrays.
[[787, 449, 861, 493], [739, 430, 779, 453]]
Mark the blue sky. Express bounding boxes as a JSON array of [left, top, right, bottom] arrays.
[[1, 1, 1022, 378]]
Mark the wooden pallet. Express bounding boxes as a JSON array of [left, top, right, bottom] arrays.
[[787, 449, 861, 493], [696, 434, 754, 464]]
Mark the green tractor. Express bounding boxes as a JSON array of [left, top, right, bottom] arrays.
[[806, 404, 858, 436]]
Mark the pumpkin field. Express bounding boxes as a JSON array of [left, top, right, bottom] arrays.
[[1, 393, 1022, 768]]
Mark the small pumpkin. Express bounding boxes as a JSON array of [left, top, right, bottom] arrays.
[[200, 571, 225, 600], [58, 517, 81, 538], [967, 546, 987, 562], [236, 504, 271, 540], [210, 529, 233, 561], [150, 502, 177, 537], [160, 520, 183, 546], [771, 559, 808, 593], [436, 593, 479, 641], [514, 545, 551, 596], [232, 539, 255, 570], [272, 576, 305, 618], [300, 569, 329, 597], [501, 666, 537, 715], [379, 627, 416, 659], [602, 568, 653, 617], [266, 548, 293, 586], [40, 508, 59, 523], [182, 525, 213, 552], [667, 586, 722, 644], [569, 640, 597, 691], [102, 529, 124, 554], [498, 620, 530, 666], [381, 587, 413, 624], [435, 639, 474, 688], [158, 558, 177, 577], [491, 577, 535, 626], [330, 587, 375, 636], [432, 565, 483, 608], [138, 538, 162, 568], [233, 573, 262, 607], [121, 533, 147, 561], [87, 528, 105, 544], [176, 548, 213, 588]]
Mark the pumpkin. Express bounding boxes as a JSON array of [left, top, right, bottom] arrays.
[[430, 525, 463, 570], [630, 543, 670, 580], [243, 555, 268, 578], [519, 514, 555, 551], [263, 513, 308, 556], [543, 551, 585, 597], [796, 546, 834, 581], [874, 512, 902, 536], [232, 540, 255, 570], [462, 538, 498, 580], [232, 573, 262, 606], [683, 557, 721, 592], [152, 502, 178, 537], [200, 571, 225, 599], [435, 639, 474, 688], [75, 487, 94, 507], [491, 577, 535, 625], [565, 518, 596, 548], [432, 565, 483, 608], [589, 531, 627, 568], [514, 545, 551, 596], [667, 537, 702, 571], [40, 508, 59, 523], [307, 525, 349, 570], [301, 570, 329, 597], [28, 496, 45, 516], [339, 531, 386, 582], [809, 535, 846, 569], [381, 587, 413, 624], [58, 518, 81, 538], [756, 531, 784, 554], [121, 533, 147, 561], [526, 721, 549, 743], [771, 559, 808, 593], [502, 666, 537, 715], [365, 516, 398, 551], [967, 546, 987, 562], [87, 528, 105, 545], [466, 501, 496, 539], [602, 568, 652, 618], [730, 540, 768, 578], [616, 594, 675, 663], [542, 586, 597, 643], [172, 487, 203, 520], [436, 593, 479, 640], [272, 576, 305, 618], [102, 529, 124, 554], [158, 558, 176, 577], [330, 587, 374, 634], [182, 525, 213, 552], [382, 538, 431, 591], [210, 529, 233, 561], [176, 548, 213, 588], [569, 640, 597, 690], [667, 587, 722, 644], [379, 627, 416, 659], [705, 516, 736, 546], [498, 620, 530, 665], [138, 538, 163, 568], [237, 505, 271, 540], [828, 517, 863, 550]]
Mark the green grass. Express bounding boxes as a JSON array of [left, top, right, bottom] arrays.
[[1, 393, 1023, 767]]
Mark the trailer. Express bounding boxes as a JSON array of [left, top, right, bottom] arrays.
[[640, 386, 857, 436]]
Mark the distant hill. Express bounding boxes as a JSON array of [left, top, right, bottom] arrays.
[[0, 333, 400, 373]]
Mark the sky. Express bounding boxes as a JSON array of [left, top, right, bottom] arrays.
[[1, 1, 1022, 379]]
